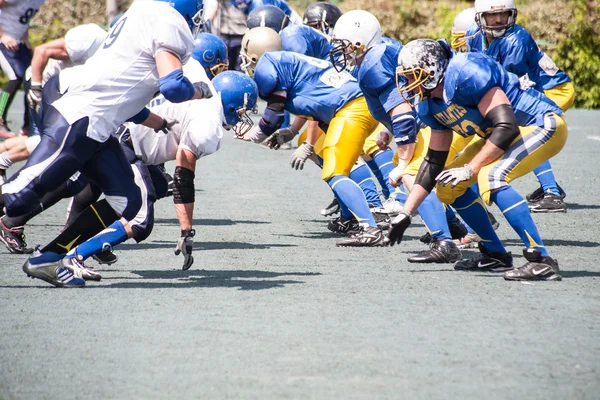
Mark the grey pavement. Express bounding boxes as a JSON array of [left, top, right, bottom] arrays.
[[0, 95, 599, 399]]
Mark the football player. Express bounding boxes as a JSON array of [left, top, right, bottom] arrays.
[[391, 39, 567, 281], [2, 0, 209, 287], [328, 10, 466, 263], [238, 27, 387, 246], [467, 0, 573, 212], [0, 0, 46, 138]]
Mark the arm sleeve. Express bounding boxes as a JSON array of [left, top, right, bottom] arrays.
[[159, 69, 196, 103], [127, 107, 151, 124]]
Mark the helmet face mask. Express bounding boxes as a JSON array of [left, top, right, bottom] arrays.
[[231, 92, 258, 137], [329, 38, 366, 73], [451, 7, 476, 52], [212, 71, 259, 137], [475, 0, 517, 38]]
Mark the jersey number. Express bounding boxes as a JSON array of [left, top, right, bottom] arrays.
[[19, 8, 39, 24], [103, 17, 128, 49]]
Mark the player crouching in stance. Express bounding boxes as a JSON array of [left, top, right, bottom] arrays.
[[389, 39, 566, 282], [237, 27, 387, 247]]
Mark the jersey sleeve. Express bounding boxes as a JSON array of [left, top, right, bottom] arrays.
[[360, 52, 405, 113], [450, 58, 502, 107], [151, 10, 194, 64], [281, 30, 310, 55], [502, 31, 539, 77], [416, 102, 448, 131], [254, 54, 280, 98], [64, 24, 107, 64]]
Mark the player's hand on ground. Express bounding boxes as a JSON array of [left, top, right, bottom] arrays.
[[387, 211, 411, 246], [155, 117, 179, 134], [265, 126, 299, 150], [27, 83, 43, 114], [193, 82, 213, 99], [376, 130, 393, 151], [436, 164, 474, 188], [290, 142, 314, 170], [174, 229, 195, 270]]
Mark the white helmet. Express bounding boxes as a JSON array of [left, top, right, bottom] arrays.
[[451, 8, 476, 52], [396, 39, 449, 105], [474, 0, 517, 38], [329, 10, 382, 71]]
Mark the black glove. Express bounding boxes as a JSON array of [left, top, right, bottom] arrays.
[[155, 117, 178, 134], [387, 211, 411, 246], [194, 81, 213, 99], [265, 125, 299, 150], [27, 82, 43, 114], [174, 229, 195, 270]]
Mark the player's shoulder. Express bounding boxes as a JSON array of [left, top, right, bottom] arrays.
[[445, 53, 501, 101], [503, 24, 534, 46], [359, 42, 400, 88], [66, 24, 107, 42]]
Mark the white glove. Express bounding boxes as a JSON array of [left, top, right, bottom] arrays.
[[388, 163, 405, 187], [290, 142, 314, 170], [376, 130, 393, 150], [174, 229, 195, 270], [155, 117, 179, 134], [194, 81, 213, 99], [265, 125, 299, 149], [27, 82, 43, 114], [436, 164, 475, 188], [238, 125, 269, 143]]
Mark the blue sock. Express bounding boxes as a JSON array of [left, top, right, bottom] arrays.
[[281, 111, 290, 129], [418, 192, 451, 240], [490, 186, 549, 256], [373, 150, 397, 199], [395, 185, 408, 205], [350, 164, 382, 208], [66, 220, 128, 260], [365, 159, 389, 199], [452, 186, 506, 253], [335, 190, 352, 219], [533, 160, 560, 196], [327, 175, 376, 227], [316, 155, 324, 168], [444, 204, 459, 223]]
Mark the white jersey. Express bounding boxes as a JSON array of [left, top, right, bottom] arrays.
[[129, 60, 224, 165], [41, 24, 107, 85], [0, 0, 45, 40], [52, 0, 195, 142]]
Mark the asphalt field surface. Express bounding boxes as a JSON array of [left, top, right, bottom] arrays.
[[1, 95, 599, 399]]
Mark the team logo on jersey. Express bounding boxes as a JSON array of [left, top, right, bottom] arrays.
[[538, 53, 559, 76]]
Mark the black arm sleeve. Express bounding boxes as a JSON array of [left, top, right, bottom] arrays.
[[173, 166, 195, 204], [486, 104, 520, 151], [414, 149, 449, 192]]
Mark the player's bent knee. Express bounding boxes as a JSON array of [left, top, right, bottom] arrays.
[[435, 185, 458, 205]]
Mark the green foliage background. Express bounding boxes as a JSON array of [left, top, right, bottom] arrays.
[[19, 0, 600, 108]]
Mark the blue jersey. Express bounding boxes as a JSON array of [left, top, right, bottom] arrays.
[[466, 24, 570, 92], [280, 24, 332, 60], [416, 53, 562, 139], [357, 39, 406, 132], [248, 0, 293, 17], [254, 51, 362, 124]]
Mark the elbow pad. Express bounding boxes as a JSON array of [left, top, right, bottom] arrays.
[[173, 166, 195, 204], [486, 104, 520, 151], [415, 149, 449, 192], [391, 110, 417, 146], [159, 69, 195, 103], [258, 95, 286, 135], [127, 107, 150, 124]]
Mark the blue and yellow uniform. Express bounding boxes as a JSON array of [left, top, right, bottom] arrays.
[[417, 52, 567, 205], [254, 51, 380, 226]]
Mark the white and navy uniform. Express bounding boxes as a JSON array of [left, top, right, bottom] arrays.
[[2, 0, 195, 240], [0, 0, 45, 81]]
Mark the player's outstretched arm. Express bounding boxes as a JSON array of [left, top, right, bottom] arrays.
[[30, 38, 69, 83], [173, 148, 198, 270]]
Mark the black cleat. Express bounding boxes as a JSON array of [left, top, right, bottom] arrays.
[[0, 221, 33, 254], [321, 197, 340, 217], [454, 242, 513, 272], [527, 184, 566, 203], [504, 248, 561, 281], [408, 239, 462, 263], [336, 225, 385, 247], [529, 194, 567, 213], [92, 249, 119, 265], [420, 219, 468, 245], [372, 211, 391, 230], [327, 215, 359, 235]]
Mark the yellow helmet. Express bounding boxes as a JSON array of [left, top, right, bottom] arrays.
[[240, 27, 283, 77]]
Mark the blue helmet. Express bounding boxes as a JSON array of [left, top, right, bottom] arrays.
[[155, 0, 203, 32], [212, 71, 259, 137], [192, 33, 229, 79], [246, 5, 290, 33]]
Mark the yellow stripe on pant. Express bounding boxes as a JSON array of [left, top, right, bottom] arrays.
[[436, 113, 568, 205]]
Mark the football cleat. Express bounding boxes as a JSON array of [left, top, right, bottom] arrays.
[[408, 239, 462, 263], [420, 219, 468, 245], [0, 221, 33, 254], [60, 254, 102, 281], [92, 248, 119, 265], [526, 184, 566, 203], [528, 194, 567, 213], [327, 215, 359, 235], [320, 197, 340, 217], [372, 197, 404, 217], [22, 247, 85, 288], [335, 225, 385, 247], [372, 211, 391, 230], [504, 248, 561, 281], [454, 242, 513, 272]]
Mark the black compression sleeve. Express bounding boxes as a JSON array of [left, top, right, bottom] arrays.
[[486, 104, 520, 151], [173, 166, 195, 204], [414, 149, 449, 192]]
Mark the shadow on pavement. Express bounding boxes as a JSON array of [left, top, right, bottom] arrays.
[[117, 241, 296, 251], [154, 218, 271, 226], [503, 238, 600, 247], [565, 203, 600, 210]]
